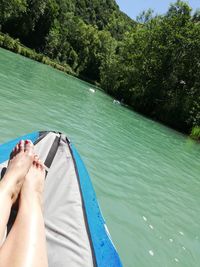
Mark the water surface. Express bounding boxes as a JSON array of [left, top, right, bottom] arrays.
[[0, 48, 200, 267]]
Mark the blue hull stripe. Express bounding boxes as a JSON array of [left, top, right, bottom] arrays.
[[70, 144, 123, 267], [0, 132, 39, 164]]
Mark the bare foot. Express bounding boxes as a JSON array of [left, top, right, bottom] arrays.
[[0, 140, 34, 203], [20, 156, 45, 205]]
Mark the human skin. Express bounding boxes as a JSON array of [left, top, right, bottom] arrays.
[[0, 140, 48, 267]]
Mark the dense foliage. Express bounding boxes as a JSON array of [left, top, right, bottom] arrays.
[[0, 0, 200, 137], [101, 2, 200, 134], [0, 33, 73, 74]]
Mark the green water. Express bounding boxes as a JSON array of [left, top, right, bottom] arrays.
[[0, 48, 200, 267]]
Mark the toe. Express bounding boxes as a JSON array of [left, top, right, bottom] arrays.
[[25, 140, 34, 155], [41, 162, 45, 171], [19, 140, 25, 152], [38, 160, 44, 170], [34, 157, 44, 170], [10, 145, 17, 159], [16, 144, 20, 153], [34, 155, 39, 161]]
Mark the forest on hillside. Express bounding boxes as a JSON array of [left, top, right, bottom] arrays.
[[0, 0, 200, 137]]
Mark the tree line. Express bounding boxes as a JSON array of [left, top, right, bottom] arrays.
[[0, 0, 200, 138]]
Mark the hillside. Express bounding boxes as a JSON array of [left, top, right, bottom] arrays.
[[0, 0, 135, 46], [0, 0, 200, 138]]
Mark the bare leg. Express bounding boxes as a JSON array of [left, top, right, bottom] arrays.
[[0, 140, 34, 244], [0, 158, 48, 267]]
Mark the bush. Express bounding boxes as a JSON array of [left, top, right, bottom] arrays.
[[0, 35, 4, 46], [3, 34, 15, 49], [190, 126, 200, 141]]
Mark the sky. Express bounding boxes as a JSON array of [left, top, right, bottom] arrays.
[[115, 0, 200, 19]]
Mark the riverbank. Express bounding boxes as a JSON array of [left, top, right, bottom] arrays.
[[0, 32, 75, 76], [0, 32, 101, 90], [0, 32, 199, 142]]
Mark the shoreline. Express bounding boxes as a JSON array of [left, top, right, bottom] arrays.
[[0, 32, 199, 142], [0, 32, 101, 91], [0, 32, 75, 76]]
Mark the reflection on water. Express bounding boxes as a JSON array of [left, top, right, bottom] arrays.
[[0, 48, 200, 267]]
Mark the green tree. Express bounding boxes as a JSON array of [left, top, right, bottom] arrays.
[[0, 0, 27, 26]]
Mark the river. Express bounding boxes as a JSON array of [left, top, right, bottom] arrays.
[[0, 48, 200, 267]]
